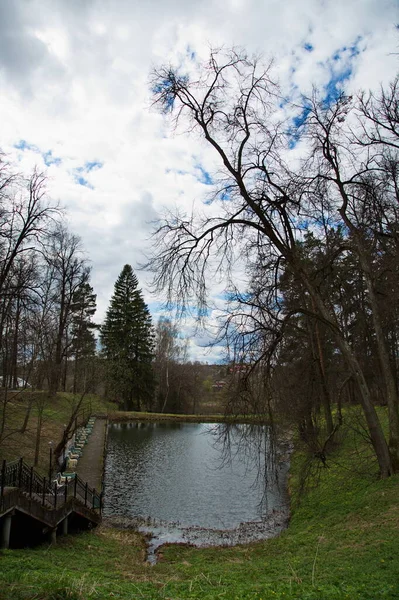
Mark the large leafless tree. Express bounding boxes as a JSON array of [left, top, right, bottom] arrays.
[[149, 49, 399, 477]]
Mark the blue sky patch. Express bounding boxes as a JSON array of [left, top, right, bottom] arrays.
[[152, 80, 175, 111], [147, 300, 168, 315], [196, 164, 213, 185], [295, 217, 311, 231], [220, 190, 232, 202], [85, 160, 103, 171], [15, 139, 38, 152], [43, 150, 62, 167], [73, 168, 92, 188], [186, 45, 196, 61], [287, 101, 311, 149], [323, 37, 362, 106], [165, 168, 190, 177], [332, 38, 361, 62], [72, 161, 103, 187], [14, 140, 62, 167], [323, 67, 352, 106], [152, 75, 189, 112], [75, 175, 92, 188], [293, 104, 311, 129]]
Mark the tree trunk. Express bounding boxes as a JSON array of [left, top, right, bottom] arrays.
[[62, 354, 68, 392], [357, 246, 399, 471], [300, 268, 394, 477], [54, 391, 86, 461], [20, 395, 34, 433], [161, 364, 170, 413], [73, 355, 79, 395], [11, 297, 21, 389], [0, 389, 8, 436], [307, 301, 334, 436], [34, 409, 43, 466]]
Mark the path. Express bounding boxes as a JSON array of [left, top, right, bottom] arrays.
[[76, 417, 107, 493]]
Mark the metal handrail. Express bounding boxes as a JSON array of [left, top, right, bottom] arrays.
[[0, 458, 101, 514]]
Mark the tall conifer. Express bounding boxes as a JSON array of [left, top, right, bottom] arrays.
[[101, 265, 154, 410]]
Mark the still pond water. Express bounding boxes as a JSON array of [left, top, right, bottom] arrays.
[[103, 422, 290, 554]]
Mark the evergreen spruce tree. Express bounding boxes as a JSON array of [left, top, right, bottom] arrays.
[[100, 265, 155, 410]]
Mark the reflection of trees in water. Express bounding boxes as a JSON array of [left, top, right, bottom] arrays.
[[111, 421, 183, 431], [208, 423, 283, 513], [105, 421, 289, 528]]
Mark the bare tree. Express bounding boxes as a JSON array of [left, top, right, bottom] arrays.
[[304, 86, 399, 470], [149, 49, 397, 477], [0, 164, 59, 387], [0, 168, 58, 296], [44, 224, 90, 395], [154, 317, 180, 412]]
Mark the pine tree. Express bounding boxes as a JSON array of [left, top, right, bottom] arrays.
[[100, 265, 155, 410]]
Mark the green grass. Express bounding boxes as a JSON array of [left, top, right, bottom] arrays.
[[0, 412, 398, 599]]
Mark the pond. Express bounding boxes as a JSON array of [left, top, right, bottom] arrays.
[[103, 422, 290, 558]]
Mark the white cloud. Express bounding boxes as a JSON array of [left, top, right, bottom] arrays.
[[0, 0, 397, 361]]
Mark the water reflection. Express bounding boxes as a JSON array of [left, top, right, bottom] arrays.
[[103, 422, 289, 537]]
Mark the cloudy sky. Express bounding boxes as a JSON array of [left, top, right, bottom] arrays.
[[0, 0, 397, 362]]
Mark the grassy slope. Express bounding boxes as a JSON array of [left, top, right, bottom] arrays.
[[0, 392, 116, 474], [0, 413, 398, 599]]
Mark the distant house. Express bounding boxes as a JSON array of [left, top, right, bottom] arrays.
[[0, 377, 31, 389], [212, 380, 226, 390]]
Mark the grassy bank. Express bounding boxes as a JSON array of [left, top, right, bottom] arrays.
[[1, 409, 398, 599], [0, 391, 116, 474]]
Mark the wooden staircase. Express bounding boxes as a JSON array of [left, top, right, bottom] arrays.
[[0, 459, 102, 549]]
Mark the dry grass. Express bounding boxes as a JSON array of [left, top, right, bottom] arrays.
[[0, 391, 116, 473]]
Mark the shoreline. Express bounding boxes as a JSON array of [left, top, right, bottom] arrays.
[[102, 506, 291, 565], [107, 410, 272, 425]]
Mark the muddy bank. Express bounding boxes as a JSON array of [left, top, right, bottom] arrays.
[[103, 506, 290, 564]]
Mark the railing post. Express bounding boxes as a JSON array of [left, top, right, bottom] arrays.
[[74, 476, 77, 499], [0, 514, 12, 549], [0, 460, 6, 509], [92, 488, 96, 509], [18, 457, 23, 488], [48, 444, 53, 483], [84, 482, 88, 507], [29, 466, 33, 498], [42, 477, 46, 506], [64, 479, 68, 503], [54, 482, 57, 509], [1, 460, 6, 492]]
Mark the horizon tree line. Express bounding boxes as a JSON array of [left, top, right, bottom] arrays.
[[0, 158, 211, 440]]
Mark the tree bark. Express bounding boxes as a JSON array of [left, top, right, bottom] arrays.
[[301, 268, 394, 477], [356, 243, 399, 471]]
